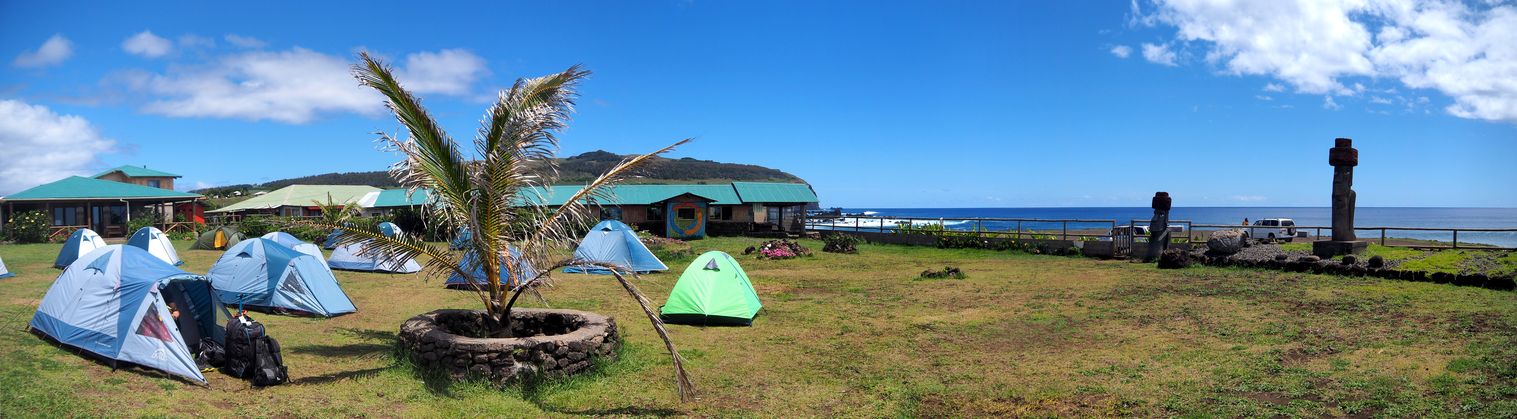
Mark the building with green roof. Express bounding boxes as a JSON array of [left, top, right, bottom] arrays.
[[1, 175, 202, 238], [363, 182, 819, 238], [208, 184, 380, 218], [93, 165, 182, 190]]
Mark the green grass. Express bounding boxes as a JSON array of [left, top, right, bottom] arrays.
[[2, 238, 1516, 417], [1398, 250, 1474, 275]]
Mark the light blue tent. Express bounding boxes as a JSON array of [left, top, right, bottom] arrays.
[[446, 247, 538, 289], [564, 220, 668, 274], [324, 222, 402, 249], [209, 239, 355, 317], [31, 245, 230, 384], [127, 226, 183, 266], [0, 255, 13, 279], [328, 242, 422, 273], [54, 228, 106, 268], [261, 231, 326, 262]]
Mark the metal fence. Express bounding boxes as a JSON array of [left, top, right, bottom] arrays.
[[807, 215, 1517, 251]]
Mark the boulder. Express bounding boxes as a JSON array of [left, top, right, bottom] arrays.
[[1206, 230, 1246, 255], [1156, 248, 1191, 269]]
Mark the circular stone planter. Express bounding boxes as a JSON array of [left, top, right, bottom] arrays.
[[399, 308, 619, 384]]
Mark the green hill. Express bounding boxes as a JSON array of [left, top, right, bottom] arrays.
[[192, 151, 803, 196]]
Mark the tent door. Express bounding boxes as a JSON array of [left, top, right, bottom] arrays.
[[214, 231, 226, 248]]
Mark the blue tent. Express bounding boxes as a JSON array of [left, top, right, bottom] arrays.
[[54, 228, 106, 268], [450, 228, 472, 250], [209, 239, 356, 317], [0, 255, 13, 279], [324, 222, 402, 249], [31, 245, 230, 384], [261, 231, 326, 262], [445, 247, 538, 288], [564, 220, 668, 274], [127, 226, 183, 266]]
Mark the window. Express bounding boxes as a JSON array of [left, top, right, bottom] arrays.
[[1282, 220, 1295, 226], [601, 207, 623, 220], [708, 206, 732, 221], [147, 179, 162, 188], [52, 207, 82, 226], [677, 208, 696, 220], [647, 205, 663, 221]]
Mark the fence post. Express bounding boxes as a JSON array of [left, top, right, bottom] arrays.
[[1381, 228, 1386, 246], [1453, 230, 1459, 249], [1016, 221, 1022, 241], [1062, 221, 1067, 241]]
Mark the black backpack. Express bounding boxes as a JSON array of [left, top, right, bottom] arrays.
[[195, 337, 226, 369], [223, 314, 265, 378], [250, 335, 288, 386]]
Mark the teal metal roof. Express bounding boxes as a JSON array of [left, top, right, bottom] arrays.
[[372, 188, 433, 208], [93, 165, 181, 178], [732, 182, 818, 203], [518, 184, 744, 206], [2, 176, 201, 201]]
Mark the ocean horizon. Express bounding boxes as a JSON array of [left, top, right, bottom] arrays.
[[831, 207, 1517, 248]]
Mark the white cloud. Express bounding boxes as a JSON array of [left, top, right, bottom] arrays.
[[123, 31, 173, 58], [395, 49, 489, 95], [1255, 95, 1273, 101], [1139, 0, 1517, 123], [1370, 96, 1394, 104], [178, 34, 216, 49], [123, 47, 490, 123], [0, 100, 116, 195], [129, 48, 382, 124], [1141, 43, 1177, 66], [1263, 82, 1285, 92], [224, 34, 266, 48], [1231, 195, 1267, 202], [1110, 45, 1133, 58], [1323, 96, 1342, 110], [13, 34, 73, 68]]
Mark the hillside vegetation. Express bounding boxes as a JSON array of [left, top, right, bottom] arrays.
[[192, 151, 802, 196]]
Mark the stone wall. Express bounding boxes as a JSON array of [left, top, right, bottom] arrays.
[[398, 308, 620, 385]]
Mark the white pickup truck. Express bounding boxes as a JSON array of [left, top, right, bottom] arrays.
[[1245, 218, 1298, 243]]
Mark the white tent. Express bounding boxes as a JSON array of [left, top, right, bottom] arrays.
[[128, 227, 183, 266]]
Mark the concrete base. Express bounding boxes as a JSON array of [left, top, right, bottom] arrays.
[[1313, 240, 1368, 258]]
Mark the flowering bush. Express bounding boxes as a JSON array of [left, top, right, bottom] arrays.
[[4, 210, 50, 243], [751, 239, 811, 260]]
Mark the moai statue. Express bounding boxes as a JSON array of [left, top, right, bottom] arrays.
[[1314, 138, 1368, 257], [1146, 192, 1171, 262]]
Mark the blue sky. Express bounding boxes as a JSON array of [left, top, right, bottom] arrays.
[[2, 1, 1514, 208]]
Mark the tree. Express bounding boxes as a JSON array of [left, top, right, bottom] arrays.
[[319, 52, 693, 400]]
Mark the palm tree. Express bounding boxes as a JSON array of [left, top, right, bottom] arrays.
[[317, 52, 693, 401]]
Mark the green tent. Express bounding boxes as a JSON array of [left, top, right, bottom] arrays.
[[659, 251, 762, 326], [191, 225, 245, 250]]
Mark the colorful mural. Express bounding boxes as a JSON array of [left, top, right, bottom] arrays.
[[665, 199, 707, 239]]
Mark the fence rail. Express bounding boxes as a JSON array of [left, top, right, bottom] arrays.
[[806, 215, 1517, 251]]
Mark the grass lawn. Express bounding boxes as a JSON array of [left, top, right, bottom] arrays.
[[2, 237, 1516, 417]]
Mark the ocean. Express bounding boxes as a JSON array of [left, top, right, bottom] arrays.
[[826, 207, 1517, 248]]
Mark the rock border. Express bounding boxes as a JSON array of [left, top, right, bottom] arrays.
[[398, 308, 619, 384]]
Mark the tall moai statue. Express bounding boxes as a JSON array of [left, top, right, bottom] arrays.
[[1314, 138, 1368, 257], [1146, 192, 1172, 262]]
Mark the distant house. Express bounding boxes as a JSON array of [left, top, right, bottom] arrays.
[[93, 165, 181, 190], [521, 182, 819, 238], [207, 185, 380, 219], [0, 175, 202, 238]]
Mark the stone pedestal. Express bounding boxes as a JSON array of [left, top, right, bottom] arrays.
[[1314, 240, 1368, 258]]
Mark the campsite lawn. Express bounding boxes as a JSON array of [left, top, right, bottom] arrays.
[[2, 238, 1516, 417]]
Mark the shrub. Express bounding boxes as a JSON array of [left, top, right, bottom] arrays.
[[754, 239, 811, 260], [237, 216, 275, 237], [126, 209, 158, 234], [919, 266, 966, 280], [4, 210, 50, 243], [639, 232, 694, 261], [821, 233, 860, 254]]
